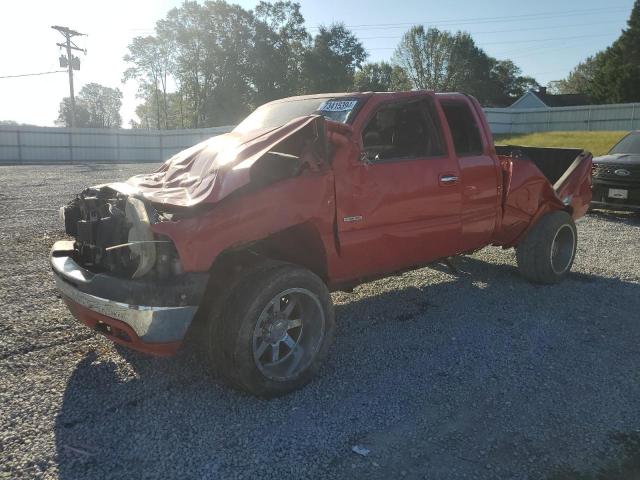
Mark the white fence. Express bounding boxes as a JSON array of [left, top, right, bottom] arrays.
[[0, 125, 233, 165], [2, 101, 640, 165], [485, 102, 640, 135]]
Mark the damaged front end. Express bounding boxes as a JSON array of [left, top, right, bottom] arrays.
[[51, 186, 209, 356], [60, 186, 179, 279], [50, 115, 332, 355]]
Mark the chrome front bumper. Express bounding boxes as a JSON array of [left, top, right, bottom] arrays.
[[51, 241, 207, 343]]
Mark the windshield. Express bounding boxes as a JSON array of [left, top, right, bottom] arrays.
[[233, 97, 361, 134], [609, 132, 640, 154]]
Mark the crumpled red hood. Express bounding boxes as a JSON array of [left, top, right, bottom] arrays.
[[112, 115, 322, 208]]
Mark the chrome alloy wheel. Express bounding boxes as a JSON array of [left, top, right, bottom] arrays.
[[550, 224, 576, 275], [252, 288, 325, 381]]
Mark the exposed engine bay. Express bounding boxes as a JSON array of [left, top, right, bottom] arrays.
[[61, 187, 180, 280]]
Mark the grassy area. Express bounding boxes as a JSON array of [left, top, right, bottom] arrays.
[[494, 131, 628, 156]]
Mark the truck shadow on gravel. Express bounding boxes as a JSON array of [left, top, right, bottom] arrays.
[[53, 255, 640, 479], [546, 431, 640, 480], [588, 209, 640, 226]]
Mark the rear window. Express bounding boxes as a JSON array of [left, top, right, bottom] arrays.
[[609, 132, 640, 154], [234, 97, 361, 134], [441, 101, 484, 156]]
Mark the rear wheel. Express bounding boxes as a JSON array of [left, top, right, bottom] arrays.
[[206, 263, 335, 397], [516, 211, 577, 284]]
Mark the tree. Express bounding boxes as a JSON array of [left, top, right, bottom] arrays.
[[353, 62, 412, 92], [123, 35, 173, 129], [252, 1, 310, 103], [56, 83, 122, 128], [56, 98, 91, 127], [393, 26, 538, 106], [548, 56, 599, 95], [156, 1, 255, 127], [302, 23, 367, 93], [126, 2, 367, 127], [446, 31, 496, 101], [589, 0, 640, 103], [131, 91, 185, 129], [393, 27, 458, 91], [488, 60, 538, 106]]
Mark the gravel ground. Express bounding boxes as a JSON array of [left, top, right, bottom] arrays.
[[1, 163, 640, 480]]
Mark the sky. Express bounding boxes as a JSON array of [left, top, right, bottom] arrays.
[[0, 0, 634, 127]]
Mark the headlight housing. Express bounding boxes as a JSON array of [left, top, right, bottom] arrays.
[[125, 197, 157, 279]]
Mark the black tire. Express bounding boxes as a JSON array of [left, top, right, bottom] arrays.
[[206, 263, 335, 397], [516, 210, 577, 284]]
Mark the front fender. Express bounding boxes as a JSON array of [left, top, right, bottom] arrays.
[[151, 171, 337, 273]]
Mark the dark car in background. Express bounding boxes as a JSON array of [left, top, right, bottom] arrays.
[[591, 131, 640, 211]]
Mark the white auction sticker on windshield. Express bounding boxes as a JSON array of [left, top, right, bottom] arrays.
[[318, 100, 358, 112]]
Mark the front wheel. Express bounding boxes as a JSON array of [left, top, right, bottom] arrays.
[[516, 211, 578, 284], [207, 263, 335, 397]]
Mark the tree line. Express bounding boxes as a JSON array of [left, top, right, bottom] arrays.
[[54, 0, 640, 129], [550, 0, 640, 102], [121, 0, 537, 129]]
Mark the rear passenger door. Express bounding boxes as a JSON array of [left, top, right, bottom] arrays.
[[440, 97, 501, 252], [332, 97, 462, 282]]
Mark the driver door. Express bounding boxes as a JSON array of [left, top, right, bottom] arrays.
[[332, 97, 463, 282]]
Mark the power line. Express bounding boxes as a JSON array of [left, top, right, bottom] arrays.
[[306, 5, 629, 30], [367, 32, 616, 51], [358, 19, 624, 40], [115, 4, 630, 34], [0, 70, 67, 79], [493, 32, 612, 57]]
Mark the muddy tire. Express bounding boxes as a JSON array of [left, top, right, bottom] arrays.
[[516, 211, 577, 284], [206, 263, 335, 397]]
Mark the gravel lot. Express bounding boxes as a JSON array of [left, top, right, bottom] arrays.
[[1, 163, 640, 480]]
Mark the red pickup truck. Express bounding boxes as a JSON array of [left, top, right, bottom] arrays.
[[51, 91, 592, 396]]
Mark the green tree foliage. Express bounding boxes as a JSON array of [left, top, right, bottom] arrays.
[[302, 23, 367, 93], [131, 90, 187, 130], [252, 1, 310, 103], [128, 3, 368, 127], [393, 26, 538, 106], [122, 1, 541, 128], [56, 83, 122, 128], [56, 98, 91, 127], [548, 55, 600, 95], [123, 35, 173, 129], [156, 1, 256, 127], [393, 27, 458, 91], [589, 0, 640, 103], [489, 60, 539, 105], [353, 61, 412, 92]]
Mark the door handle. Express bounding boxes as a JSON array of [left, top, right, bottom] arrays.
[[439, 175, 459, 185]]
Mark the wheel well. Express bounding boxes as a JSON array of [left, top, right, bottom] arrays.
[[183, 224, 328, 347], [212, 223, 328, 282]]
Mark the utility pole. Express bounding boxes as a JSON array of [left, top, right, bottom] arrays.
[[51, 25, 86, 128]]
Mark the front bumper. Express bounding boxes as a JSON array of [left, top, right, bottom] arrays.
[[51, 240, 209, 356], [591, 180, 640, 212]]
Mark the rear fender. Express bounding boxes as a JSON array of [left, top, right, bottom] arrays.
[[494, 150, 593, 247], [493, 157, 565, 247]]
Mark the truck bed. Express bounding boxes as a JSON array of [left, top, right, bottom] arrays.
[[495, 145, 585, 188]]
